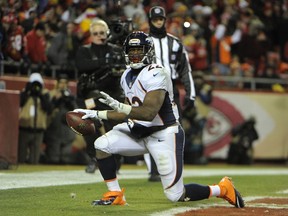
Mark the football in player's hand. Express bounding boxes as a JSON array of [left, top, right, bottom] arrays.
[[66, 111, 95, 136]]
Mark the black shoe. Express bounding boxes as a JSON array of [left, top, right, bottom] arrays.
[[148, 174, 161, 182], [85, 159, 98, 173]]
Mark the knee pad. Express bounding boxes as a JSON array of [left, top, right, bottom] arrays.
[[94, 135, 111, 159], [155, 152, 173, 176]]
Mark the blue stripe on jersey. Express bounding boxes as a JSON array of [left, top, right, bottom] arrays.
[[158, 92, 176, 125], [166, 125, 185, 189]]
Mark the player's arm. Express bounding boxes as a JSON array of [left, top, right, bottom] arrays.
[[75, 89, 166, 122], [108, 89, 165, 121]]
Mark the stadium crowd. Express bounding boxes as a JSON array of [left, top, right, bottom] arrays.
[[0, 0, 287, 89], [1, 0, 288, 165]]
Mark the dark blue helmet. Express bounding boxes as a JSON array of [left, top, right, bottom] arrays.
[[123, 31, 155, 69]]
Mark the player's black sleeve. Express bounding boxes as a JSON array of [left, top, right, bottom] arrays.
[[177, 44, 195, 102]]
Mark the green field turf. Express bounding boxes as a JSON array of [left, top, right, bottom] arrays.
[[0, 164, 287, 216]]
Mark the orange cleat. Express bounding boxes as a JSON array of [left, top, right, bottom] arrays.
[[92, 188, 127, 206], [218, 176, 245, 208]]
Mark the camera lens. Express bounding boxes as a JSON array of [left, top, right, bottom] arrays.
[[113, 24, 123, 34]]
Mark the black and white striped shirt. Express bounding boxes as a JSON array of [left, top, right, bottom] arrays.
[[150, 33, 196, 102]]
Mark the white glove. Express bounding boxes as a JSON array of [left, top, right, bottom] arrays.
[[99, 91, 132, 115], [73, 109, 107, 120]]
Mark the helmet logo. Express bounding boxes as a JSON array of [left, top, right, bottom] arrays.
[[146, 37, 152, 44], [129, 38, 141, 45]]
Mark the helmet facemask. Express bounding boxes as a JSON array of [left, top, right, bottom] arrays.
[[127, 46, 149, 69]]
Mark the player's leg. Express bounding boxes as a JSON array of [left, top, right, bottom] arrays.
[[146, 124, 186, 202], [143, 153, 160, 182], [83, 128, 102, 173], [181, 177, 245, 208], [146, 124, 225, 204], [92, 122, 147, 205], [152, 126, 244, 207], [103, 120, 122, 173]]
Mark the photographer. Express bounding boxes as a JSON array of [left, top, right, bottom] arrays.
[[75, 19, 125, 173], [227, 116, 259, 165], [43, 74, 78, 164], [18, 73, 52, 164]]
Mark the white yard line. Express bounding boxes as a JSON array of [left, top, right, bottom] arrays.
[[277, 189, 288, 194], [0, 168, 287, 190], [151, 197, 288, 216]]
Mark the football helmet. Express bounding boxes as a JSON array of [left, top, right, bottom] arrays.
[[123, 31, 155, 69]]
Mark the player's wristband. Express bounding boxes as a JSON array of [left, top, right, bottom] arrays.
[[97, 110, 108, 120], [118, 103, 132, 115]]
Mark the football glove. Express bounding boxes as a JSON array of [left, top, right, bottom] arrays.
[[99, 91, 132, 115], [73, 109, 107, 120]]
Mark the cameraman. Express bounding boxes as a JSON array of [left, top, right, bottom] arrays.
[[75, 19, 125, 173], [44, 74, 78, 164], [18, 73, 53, 164], [227, 116, 259, 165]]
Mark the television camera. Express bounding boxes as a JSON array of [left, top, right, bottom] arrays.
[[108, 18, 133, 46], [107, 18, 134, 76]]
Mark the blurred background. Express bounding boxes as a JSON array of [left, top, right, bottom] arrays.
[[0, 0, 287, 167]]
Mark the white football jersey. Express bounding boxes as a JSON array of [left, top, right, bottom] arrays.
[[120, 64, 180, 127]]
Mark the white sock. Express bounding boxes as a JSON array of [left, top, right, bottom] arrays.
[[106, 179, 121, 192], [209, 185, 221, 197], [106, 180, 126, 201]]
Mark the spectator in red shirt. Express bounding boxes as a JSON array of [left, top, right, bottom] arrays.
[[24, 22, 47, 73], [2, 14, 25, 62], [1, 14, 25, 74]]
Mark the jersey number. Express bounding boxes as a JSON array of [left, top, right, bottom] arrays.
[[148, 65, 162, 71]]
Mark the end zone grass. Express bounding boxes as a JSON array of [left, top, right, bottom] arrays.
[[0, 164, 287, 216]]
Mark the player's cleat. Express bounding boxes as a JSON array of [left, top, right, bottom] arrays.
[[91, 188, 126, 206], [217, 176, 245, 208]]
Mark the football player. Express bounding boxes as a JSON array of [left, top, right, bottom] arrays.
[[74, 32, 244, 208]]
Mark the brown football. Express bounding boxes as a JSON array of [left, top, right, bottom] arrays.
[[66, 111, 95, 136]]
